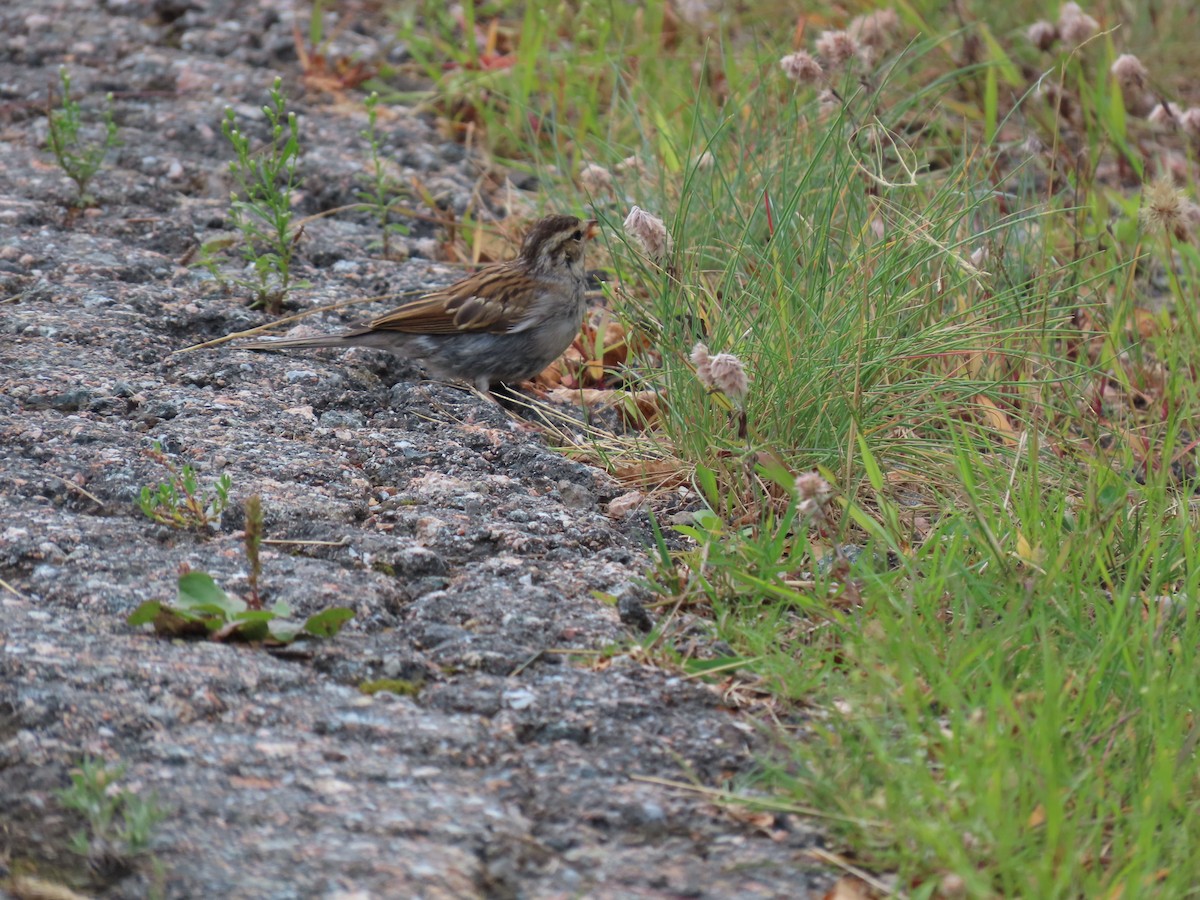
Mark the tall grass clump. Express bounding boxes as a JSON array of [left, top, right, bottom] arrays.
[[394, 1, 1200, 893]]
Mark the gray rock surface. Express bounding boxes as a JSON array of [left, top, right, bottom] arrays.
[[0, 1, 831, 896]]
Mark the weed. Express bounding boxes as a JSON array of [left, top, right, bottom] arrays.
[[243, 494, 263, 608], [294, 0, 376, 94], [128, 568, 353, 644], [218, 77, 305, 313], [45, 67, 120, 207], [358, 92, 410, 259], [56, 757, 166, 875], [138, 444, 231, 531]]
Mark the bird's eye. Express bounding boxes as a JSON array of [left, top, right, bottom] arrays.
[[571, 230, 583, 241]]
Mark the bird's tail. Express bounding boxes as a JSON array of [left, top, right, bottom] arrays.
[[240, 334, 358, 351]]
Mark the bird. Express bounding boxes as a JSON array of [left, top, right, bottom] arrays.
[[240, 214, 598, 392]]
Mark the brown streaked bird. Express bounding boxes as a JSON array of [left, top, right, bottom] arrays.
[[241, 215, 598, 392]]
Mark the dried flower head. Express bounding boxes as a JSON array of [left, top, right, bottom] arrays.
[[815, 30, 860, 69], [1184, 202, 1200, 234], [848, 8, 900, 51], [707, 353, 749, 403], [578, 163, 614, 195], [795, 471, 832, 502], [1140, 177, 1189, 240], [623, 206, 674, 260], [1180, 108, 1200, 141], [690, 342, 713, 389], [780, 51, 823, 85], [616, 155, 648, 178], [1027, 21, 1059, 51], [794, 472, 833, 521], [1110, 54, 1148, 90], [1058, 2, 1099, 46], [1148, 100, 1183, 128], [676, 0, 712, 28]]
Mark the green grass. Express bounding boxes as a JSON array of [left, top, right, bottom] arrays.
[[381, 0, 1200, 894]]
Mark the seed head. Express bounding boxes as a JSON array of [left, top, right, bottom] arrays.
[[1180, 108, 1200, 141], [794, 472, 833, 521], [708, 353, 749, 403], [578, 163, 614, 195], [780, 51, 823, 85], [616, 156, 648, 178], [848, 8, 900, 51], [1027, 21, 1059, 51], [1183, 202, 1200, 237], [815, 30, 860, 69], [623, 206, 674, 260], [1058, 3, 1099, 46], [1148, 101, 1183, 128], [1140, 177, 1189, 240], [1110, 54, 1148, 90], [690, 342, 713, 389]]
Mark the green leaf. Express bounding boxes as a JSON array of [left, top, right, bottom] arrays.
[[267, 618, 302, 642], [302, 607, 355, 638], [694, 464, 720, 510], [177, 571, 244, 617], [682, 656, 752, 676], [232, 610, 278, 623], [127, 601, 163, 627], [230, 619, 270, 641]]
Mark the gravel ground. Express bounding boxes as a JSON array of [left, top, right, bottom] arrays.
[[0, 1, 833, 896]]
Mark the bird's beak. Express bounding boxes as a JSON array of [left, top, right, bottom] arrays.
[[584, 219, 599, 240]]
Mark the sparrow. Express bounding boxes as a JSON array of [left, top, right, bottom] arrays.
[[241, 214, 598, 392]]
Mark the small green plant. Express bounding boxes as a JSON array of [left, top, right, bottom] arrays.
[[358, 92, 410, 259], [56, 757, 166, 870], [244, 494, 264, 608], [45, 67, 121, 207], [138, 444, 231, 531], [219, 76, 304, 313], [128, 569, 354, 643]]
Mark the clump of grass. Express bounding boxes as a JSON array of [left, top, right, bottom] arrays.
[[400, 1, 1200, 893], [44, 67, 120, 207]]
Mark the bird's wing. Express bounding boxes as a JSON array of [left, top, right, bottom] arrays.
[[363, 266, 534, 335]]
